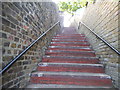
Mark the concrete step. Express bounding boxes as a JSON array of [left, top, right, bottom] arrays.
[[27, 84, 114, 88], [50, 45, 92, 49], [53, 34, 86, 37], [37, 63, 104, 73], [52, 39, 88, 43], [48, 46, 93, 51], [42, 56, 100, 64], [50, 40, 90, 46], [56, 34, 85, 36], [51, 42, 89, 44], [49, 46, 92, 49], [53, 35, 85, 38], [52, 39, 88, 42], [45, 50, 96, 57], [30, 72, 112, 87], [52, 37, 87, 40]]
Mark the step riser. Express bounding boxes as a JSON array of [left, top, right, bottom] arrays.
[[42, 60, 99, 64], [52, 40, 88, 43], [37, 66, 104, 73], [42, 58, 99, 64], [53, 36, 86, 38], [54, 35, 86, 37], [30, 77, 112, 86], [53, 38, 87, 40], [54, 36, 86, 38], [48, 48, 92, 51], [50, 45, 91, 48], [52, 39, 87, 42], [55, 35, 85, 37], [52, 39, 87, 41], [56, 34, 85, 36], [46, 52, 96, 57], [51, 43, 90, 46], [49, 46, 92, 49], [55, 35, 85, 36], [51, 42, 89, 44]]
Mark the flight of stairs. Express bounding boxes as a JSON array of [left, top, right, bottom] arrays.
[[27, 34, 113, 88]]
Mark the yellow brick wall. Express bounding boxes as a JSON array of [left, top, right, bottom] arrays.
[[77, 0, 119, 88]]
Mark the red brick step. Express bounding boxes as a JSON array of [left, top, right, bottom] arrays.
[[30, 72, 112, 87], [51, 42, 88, 44], [50, 43, 90, 47], [52, 39, 88, 43], [42, 56, 99, 64], [37, 63, 105, 73], [53, 37, 87, 40], [56, 34, 85, 36], [45, 50, 96, 57], [48, 46, 93, 51], [54, 35, 85, 38], [52, 39, 88, 42]]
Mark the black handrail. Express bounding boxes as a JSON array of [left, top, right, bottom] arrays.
[[0, 21, 60, 74], [80, 21, 120, 55]]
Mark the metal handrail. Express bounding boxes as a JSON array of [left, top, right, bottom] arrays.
[[0, 21, 60, 74], [80, 21, 120, 55]]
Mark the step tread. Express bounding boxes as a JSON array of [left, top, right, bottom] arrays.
[[54, 36, 86, 37], [42, 56, 99, 64], [48, 46, 92, 51], [52, 40, 88, 43], [49, 45, 92, 48], [43, 55, 99, 59], [31, 71, 111, 78], [49, 46, 91, 48], [51, 42, 89, 44], [50, 44, 90, 47], [52, 39, 88, 41], [46, 50, 95, 53], [53, 37, 86, 38], [38, 63, 103, 67], [56, 34, 85, 36], [46, 50, 96, 57], [30, 72, 112, 87], [27, 84, 113, 88], [37, 63, 104, 73], [52, 38, 87, 41], [56, 34, 85, 35]]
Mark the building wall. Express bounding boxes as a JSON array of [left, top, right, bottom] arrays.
[[0, 2, 60, 88], [78, 0, 119, 88]]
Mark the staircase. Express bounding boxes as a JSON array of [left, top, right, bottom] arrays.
[[27, 28, 113, 88]]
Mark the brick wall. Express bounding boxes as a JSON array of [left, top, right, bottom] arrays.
[[77, 0, 119, 88], [1, 1, 60, 88]]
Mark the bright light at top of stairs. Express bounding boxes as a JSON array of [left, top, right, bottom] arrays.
[[52, 0, 77, 3]]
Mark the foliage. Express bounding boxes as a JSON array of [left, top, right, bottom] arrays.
[[58, 0, 94, 15]]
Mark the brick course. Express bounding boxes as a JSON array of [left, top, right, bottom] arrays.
[[1, 1, 60, 88]]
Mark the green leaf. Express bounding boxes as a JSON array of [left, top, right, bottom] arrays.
[[58, 0, 94, 15]]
